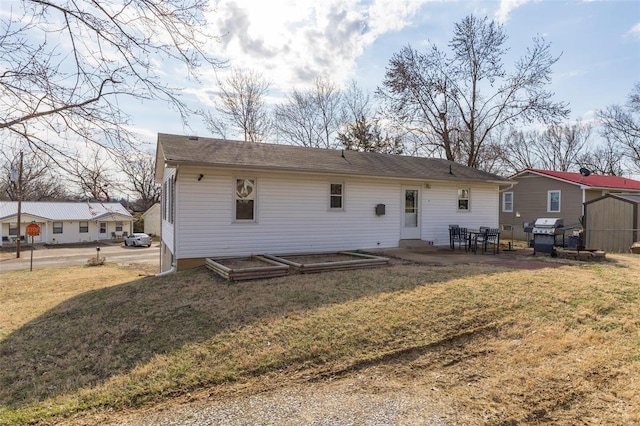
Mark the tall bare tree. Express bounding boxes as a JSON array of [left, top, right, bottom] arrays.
[[205, 69, 272, 142], [116, 152, 161, 211], [0, 0, 224, 159], [598, 83, 640, 172], [274, 78, 345, 148], [0, 146, 69, 201], [497, 121, 593, 174], [378, 14, 570, 168]]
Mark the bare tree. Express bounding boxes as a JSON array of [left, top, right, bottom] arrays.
[[274, 78, 345, 148], [0, 0, 224, 159], [497, 121, 593, 174], [598, 83, 640, 172], [338, 83, 403, 154], [116, 152, 161, 211], [377, 14, 570, 168], [578, 138, 625, 176], [0, 146, 69, 201], [205, 69, 272, 142], [65, 148, 117, 202]]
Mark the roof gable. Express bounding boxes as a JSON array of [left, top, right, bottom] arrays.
[[513, 169, 640, 191], [156, 133, 512, 185]]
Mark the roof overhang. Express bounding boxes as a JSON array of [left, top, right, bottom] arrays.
[[161, 159, 514, 186]]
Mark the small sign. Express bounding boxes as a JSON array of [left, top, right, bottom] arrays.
[[26, 223, 40, 236]]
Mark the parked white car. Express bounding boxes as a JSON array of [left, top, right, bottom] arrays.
[[124, 233, 153, 247]]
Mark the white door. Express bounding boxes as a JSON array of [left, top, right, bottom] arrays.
[[401, 186, 421, 239]]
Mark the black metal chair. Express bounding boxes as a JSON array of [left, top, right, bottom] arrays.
[[450, 226, 468, 250], [475, 228, 500, 254]]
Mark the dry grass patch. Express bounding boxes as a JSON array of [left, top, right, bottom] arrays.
[[0, 255, 639, 425]]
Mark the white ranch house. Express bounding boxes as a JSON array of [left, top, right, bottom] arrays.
[[155, 133, 513, 272], [0, 202, 133, 246]]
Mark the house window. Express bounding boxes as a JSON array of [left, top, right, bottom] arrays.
[[53, 222, 63, 234], [99, 222, 107, 234], [116, 221, 123, 232], [548, 190, 561, 212], [330, 183, 344, 210], [235, 178, 256, 221], [457, 188, 470, 211], [503, 192, 513, 212], [79, 221, 89, 233], [170, 176, 175, 224], [9, 223, 17, 235]]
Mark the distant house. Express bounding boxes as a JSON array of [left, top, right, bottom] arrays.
[[584, 193, 640, 253], [154, 133, 513, 272], [499, 169, 640, 240], [0, 202, 133, 246], [142, 203, 160, 236]]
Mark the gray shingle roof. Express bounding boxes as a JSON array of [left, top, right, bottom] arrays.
[[156, 133, 512, 184], [0, 202, 132, 221]]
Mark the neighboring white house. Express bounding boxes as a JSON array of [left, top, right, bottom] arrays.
[[0, 202, 133, 246], [154, 133, 514, 272], [142, 203, 161, 236]]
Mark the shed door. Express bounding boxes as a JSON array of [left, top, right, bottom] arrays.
[[401, 187, 421, 239]]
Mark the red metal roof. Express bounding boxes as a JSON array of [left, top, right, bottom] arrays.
[[516, 169, 640, 190]]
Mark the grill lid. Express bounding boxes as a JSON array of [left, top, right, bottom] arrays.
[[534, 218, 564, 228]]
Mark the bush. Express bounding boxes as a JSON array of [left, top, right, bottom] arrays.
[[87, 256, 106, 266]]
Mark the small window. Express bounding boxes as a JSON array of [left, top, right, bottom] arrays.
[[79, 221, 89, 233], [457, 188, 470, 211], [99, 222, 107, 234], [53, 222, 63, 234], [330, 183, 344, 210], [9, 223, 17, 236], [503, 192, 513, 212], [235, 178, 256, 221], [115, 221, 123, 232], [548, 190, 561, 212]]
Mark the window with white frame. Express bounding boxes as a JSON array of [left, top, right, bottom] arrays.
[[502, 192, 513, 212], [457, 188, 470, 211], [115, 221, 123, 232], [79, 221, 89, 233], [548, 190, 561, 212], [9, 223, 17, 235], [330, 183, 344, 210], [99, 222, 107, 234], [235, 178, 256, 221], [53, 222, 63, 234]]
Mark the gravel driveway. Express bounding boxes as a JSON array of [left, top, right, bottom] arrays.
[[102, 373, 450, 426]]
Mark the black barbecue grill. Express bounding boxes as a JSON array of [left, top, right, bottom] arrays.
[[532, 218, 566, 255]]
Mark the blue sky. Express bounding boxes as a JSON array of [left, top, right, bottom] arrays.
[[130, 0, 639, 148]]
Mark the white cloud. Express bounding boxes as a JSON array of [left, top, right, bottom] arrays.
[[627, 22, 640, 39], [495, 0, 531, 23], [202, 0, 434, 93]]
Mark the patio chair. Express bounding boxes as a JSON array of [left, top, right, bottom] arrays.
[[475, 228, 500, 254], [450, 227, 468, 251], [448, 225, 459, 249]]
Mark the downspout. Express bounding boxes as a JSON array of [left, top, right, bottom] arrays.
[[155, 263, 176, 277]]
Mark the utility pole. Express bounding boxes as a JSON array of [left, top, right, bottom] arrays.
[[16, 150, 23, 258]]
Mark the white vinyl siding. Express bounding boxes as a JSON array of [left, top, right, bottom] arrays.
[[171, 168, 501, 259], [175, 170, 400, 258], [421, 183, 500, 246]]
